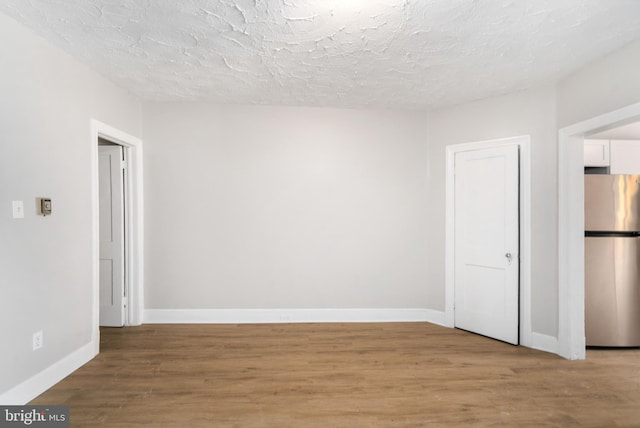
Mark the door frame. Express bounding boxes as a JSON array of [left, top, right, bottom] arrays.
[[445, 135, 532, 346], [558, 101, 640, 360], [90, 120, 144, 349]]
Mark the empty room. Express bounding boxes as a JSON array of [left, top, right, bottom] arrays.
[[2, 0, 640, 426]]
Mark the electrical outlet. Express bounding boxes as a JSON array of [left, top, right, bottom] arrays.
[[33, 331, 43, 351]]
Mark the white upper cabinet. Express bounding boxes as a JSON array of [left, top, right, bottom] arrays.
[[610, 140, 640, 174], [584, 139, 610, 167]]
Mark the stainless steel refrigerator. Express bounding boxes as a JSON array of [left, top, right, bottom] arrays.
[[585, 174, 640, 347]]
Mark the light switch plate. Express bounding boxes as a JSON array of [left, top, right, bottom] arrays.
[[12, 200, 24, 219]]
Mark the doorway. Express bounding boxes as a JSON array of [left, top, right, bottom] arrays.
[[558, 101, 640, 360], [90, 120, 143, 348], [445, 135, 532, 346]]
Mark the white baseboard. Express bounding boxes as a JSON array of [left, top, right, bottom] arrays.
[[0, 340, 98, 405], [531, 332, 559, 355], [144, 308, 447, 326], [146, 309, 560, 357]]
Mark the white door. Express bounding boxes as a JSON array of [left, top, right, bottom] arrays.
[[99, 145, 125, 327], [454, 145, 519, 344]]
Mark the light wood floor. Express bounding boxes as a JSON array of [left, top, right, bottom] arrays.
[[31, 323, 640, 427]]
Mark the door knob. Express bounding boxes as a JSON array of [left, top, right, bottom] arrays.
[[505, 253, 513, 264]]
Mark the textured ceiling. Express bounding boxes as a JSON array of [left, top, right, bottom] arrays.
[[3, 0, 640, 109]]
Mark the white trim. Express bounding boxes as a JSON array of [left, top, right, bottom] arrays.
[[0, 341, 97, 405], [531, 332, 559, 355], [558, 101, 640, 360], [91, 119, 144, 332], [144, 308, 447, 325], [445, 136, 533, 346]]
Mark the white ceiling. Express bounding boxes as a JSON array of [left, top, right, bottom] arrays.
[[3, 0, 640, 110]]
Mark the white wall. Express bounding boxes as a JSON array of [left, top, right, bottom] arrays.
[[558, 39, 640, 127], [426, 86, 559, 337], [0, 13, 141, 398], [142, 104, 430, 313]]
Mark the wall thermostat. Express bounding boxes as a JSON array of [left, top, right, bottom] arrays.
[[40, 198, 52, 216]]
